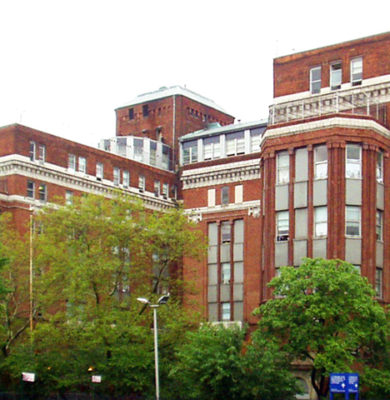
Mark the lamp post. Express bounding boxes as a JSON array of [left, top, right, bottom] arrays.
[[137, 293, 170, 400]]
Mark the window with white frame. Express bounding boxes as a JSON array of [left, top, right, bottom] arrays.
[[38, 183, 47, 202], [68, 154, 76, 170], [29, 141, 36, 161], [203, 136, 220, 160], [123, 170, 130, 188], [96, 162, 104, 181], [138, 175, 145, 192], [310, 66, 321, 94], [276, 211, 289, 241], [154, 180, 160, 196], [314, 206, 327, 237], [208, 189, 216, 207], [221, 186, 229, 205], [150, 142, 157, 166], [375, 267, 383, 299], [38, 145, 46, 163], [376, 210, 383, 241], [221, 263, 231, 284], [226, 131, 245, 156], [117, 137, 127, 157], [182, 140, 198, 165], [66, 190, 73, 205], [113, 167, 120, 186], [377, 151, 383, 183], [277, 151, 289, 184], [250, 128, 264, 153], [134, 138, 144, 162], [162, 145, 170, 170], [78, 157, 86, 174], [221, 302, 231, 321], [351, 57, 363, 86], [346, 144, 361, 178], [345, 206, 361, 237], [162, 183, 169, 199], [27, 181, 35, 198], [221, 221, 231, 243], [314, 145, 328, 179], [330, 61, 342, 90]]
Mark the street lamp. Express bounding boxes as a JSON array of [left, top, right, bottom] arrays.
[[137, 293, 170, 400]]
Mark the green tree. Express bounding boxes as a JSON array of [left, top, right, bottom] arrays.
[[4, 194, 205, 396], [170, 324, 297, 400], [253, 258, 390, 399]]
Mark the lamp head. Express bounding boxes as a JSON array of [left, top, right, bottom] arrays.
[[137, 297, 150, 305], [157, 293, 170, 305]]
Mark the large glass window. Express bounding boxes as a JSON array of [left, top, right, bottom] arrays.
[[203, 136, 220, 160], [310, 66, 321, 94], [221, 221, 231, 243], [345, 206, 361, 237], [250, 127, 264, 153], [277, 151, 289, 184], [276, 211, 289, 241], [150, 142, 157, 166], [117, 137, 127, 157], [182, 140, 198, 165], [226, 131, 245, 156], [221, 302, 231, 321], [330, 61, 342, 90], [376, 210, 383, 241], [314, 145, 328, 179], [221, 263, 231, 284], [134, 138, 144, 162], [351, 57, 363, 86], [346, 144, 361, 179], [314, 207, 327, 237]]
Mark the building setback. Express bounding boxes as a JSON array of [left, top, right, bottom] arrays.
[[0, 33, 389, 338]]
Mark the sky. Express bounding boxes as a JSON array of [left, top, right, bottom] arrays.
[[0, 0, 389, 147]]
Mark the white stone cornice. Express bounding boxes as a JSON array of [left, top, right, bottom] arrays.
[[263, 117, 390, 141], [181, 159, 260, 189], [185, 200, 261, 222], [0, 156, 175, 211]]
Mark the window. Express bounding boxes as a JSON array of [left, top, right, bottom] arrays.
[[117, 137, 127, 157], [346, 144, 361, 178], [351, 57, 363, 86], [221, 186, 229, 205], [330, 61, 342, 90], [29, 141, 36, 161], [78, 157, 86, 174], [310, 66, 321, 94], [96, 162, 104, 181], [226, 131, 245, 156], [235, 185, 243, 203], [38, 183, 47, 201], [142, 104, 149, 117], [134, 138, 144, 162], [221, 221, 231, 243], [375, 268, 383, 299], [27, 181, 35, 198], [154, 180, 160, 197], [277, 151, 289, 184], [38, 145, 46, 163], [314, 207, 327, 237], [314, 145, 328, 179], [66, 190, 73, 205], [377, 152, 383, 183], [162, 145, 170, 170], [221, 262, 231, 284], [208, 189, 216, 207], [203, 136, 220, 160], [221, 302, 231, 321], [138, 175, 145, 192], [128, 108, 134, 120], [345, 206, 361, 237], [182, 140, 198, 164], [250, 127, 264, 153], [123, 170, 130, 188], [376, 210, 383, 241], [150, 142, 157, 166], [162, 183, 169, 199], [113, 167, 120, 186], [68, 154, 76, 171], [276, 211, 289, 241]]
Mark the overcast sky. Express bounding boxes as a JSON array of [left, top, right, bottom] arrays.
[[1, 0, 389, 147]]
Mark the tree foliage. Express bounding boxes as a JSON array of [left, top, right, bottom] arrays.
[[170, 324, 298, 400], [254, 258, 390, 399]]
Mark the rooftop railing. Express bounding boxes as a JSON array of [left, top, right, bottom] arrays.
[[269, 81, 390, 126]]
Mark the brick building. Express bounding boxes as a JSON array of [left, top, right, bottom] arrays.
[[0, 33, 389, 344]]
